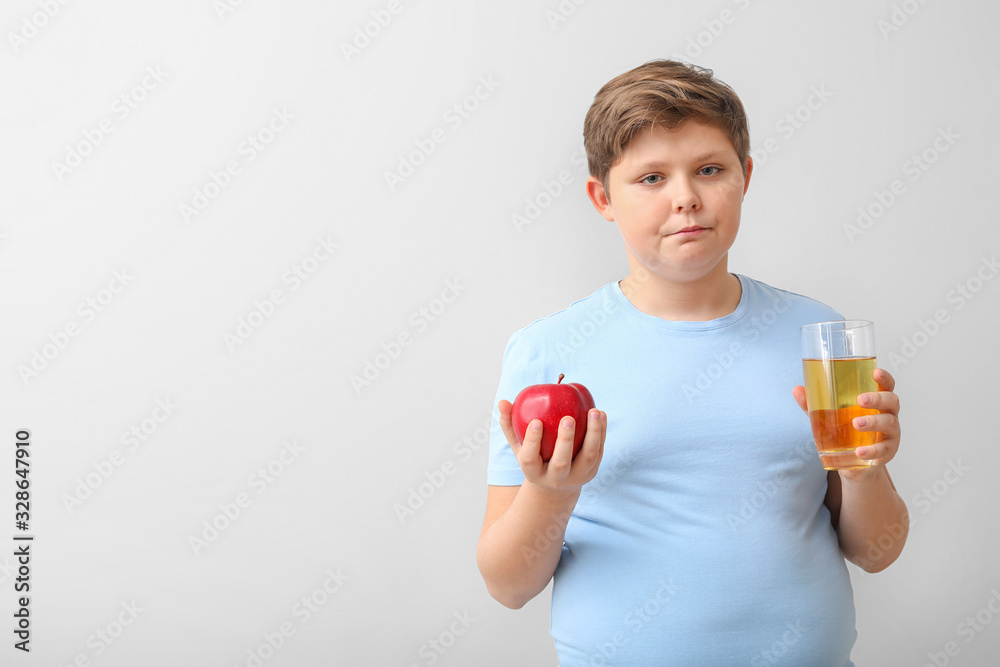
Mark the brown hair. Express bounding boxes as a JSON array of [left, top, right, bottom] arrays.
[[583, 59, 750, 197]]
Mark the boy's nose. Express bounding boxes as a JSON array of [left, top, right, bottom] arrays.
[[670, 182, 700, 212]]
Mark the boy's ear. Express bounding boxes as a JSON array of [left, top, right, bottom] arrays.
[[586, 176, 616, 222], [742, 156, 754, 197]]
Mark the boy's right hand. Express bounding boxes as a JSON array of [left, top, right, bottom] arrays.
[[498, 399, 607, 493]]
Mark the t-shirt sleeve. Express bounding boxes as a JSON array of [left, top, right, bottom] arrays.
[[486, 329, 539, 486]]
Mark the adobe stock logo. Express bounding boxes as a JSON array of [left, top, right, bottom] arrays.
[[393, 415, 491, 524], [587, 579, 681, 665], [53, 601, 144, 667], [51, 65, 168, 181], [727, 448, 814, 533], [843, 126, 959, 244], [854, 459, 970, 575], [878, 0, 931, 40], [178, 108, 295, 224], [17, 268, 135, 385], [340, 0, 406, 62], [511, 147, 589, 234], [669, 0, 754, 62], [923, 588, 1000, 667], [545, 0, 590, 30], [682, 292, 796, 401], [885, 255, 997, 368], [7, 0, 72, 53], [188, 439, 305, 556], [406, 611, 477, 667], [750, 620, 806, 667], [62, 398, 178, 514], [224, 235, 339, 352], [350, 277, 467, 395], [555, 302, 617, 361], [232, 567, 350, 667], [383, 76, 500, 192], [749, 85, 833, 169], [214, 0, 248, 20]]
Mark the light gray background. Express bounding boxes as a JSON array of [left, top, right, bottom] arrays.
[[1, 1, 998, 665]]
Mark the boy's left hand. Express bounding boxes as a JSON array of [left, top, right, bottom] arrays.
[[792, 368, 901, 477]]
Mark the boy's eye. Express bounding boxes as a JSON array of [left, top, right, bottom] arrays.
[[699, 166, 722, 176], [641, 174, 662, 184]]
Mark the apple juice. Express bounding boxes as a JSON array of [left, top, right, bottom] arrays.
[[802, 357, 879, 470]]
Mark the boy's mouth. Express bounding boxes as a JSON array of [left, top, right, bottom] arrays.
[[670, 225, 707, 236]]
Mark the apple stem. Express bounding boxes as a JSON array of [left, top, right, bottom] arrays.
[[557, 373, 564, 384]]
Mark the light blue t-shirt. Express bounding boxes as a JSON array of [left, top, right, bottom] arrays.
[[487, 274, 857, 666]]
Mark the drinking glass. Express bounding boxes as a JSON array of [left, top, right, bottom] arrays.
[[801, 320, 879, 470]]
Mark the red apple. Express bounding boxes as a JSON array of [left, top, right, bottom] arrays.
[[511, 374, 596, 461]]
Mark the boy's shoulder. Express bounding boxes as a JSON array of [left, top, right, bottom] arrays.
[[741, 274, 844, 322], [511, 281, 617, 339], [519, 282, 616, 331]]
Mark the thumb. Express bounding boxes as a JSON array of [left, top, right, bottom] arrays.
[[791, 385, 808, 414]]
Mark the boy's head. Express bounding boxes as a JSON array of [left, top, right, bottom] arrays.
[[583, 59, 750, 199]]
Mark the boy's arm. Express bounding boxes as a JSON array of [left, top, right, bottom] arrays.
[[824, 465, 908, 572], [476, 402, 606, 609], [795, 368, 908, 573], [477, 484, 580, 609]]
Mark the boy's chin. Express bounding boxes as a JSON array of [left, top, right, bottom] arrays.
[[631, 259, 731, 285]]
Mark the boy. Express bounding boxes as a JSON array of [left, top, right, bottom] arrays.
[[476, 60, 907, 666]]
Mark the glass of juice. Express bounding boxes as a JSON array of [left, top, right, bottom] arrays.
[[801, 320, 879, 470]]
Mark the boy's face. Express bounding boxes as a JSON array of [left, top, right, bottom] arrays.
[[586, 120, 752, 286]]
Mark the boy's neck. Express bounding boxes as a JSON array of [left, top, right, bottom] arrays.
[[618, 264, 742, 322]]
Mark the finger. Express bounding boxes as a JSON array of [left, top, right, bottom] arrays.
[[516, 419, 545, 477], [855, 437, 898, 464], [853, 412, 900, 441], [857, 390, 900, 415], [545, 416, 578, 479], [594, 411, 608, 468], [874, 367, 895, 392], [497, 400, 521, 454], [575, 409, 605, 471], [791, 385, 808, 414]]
